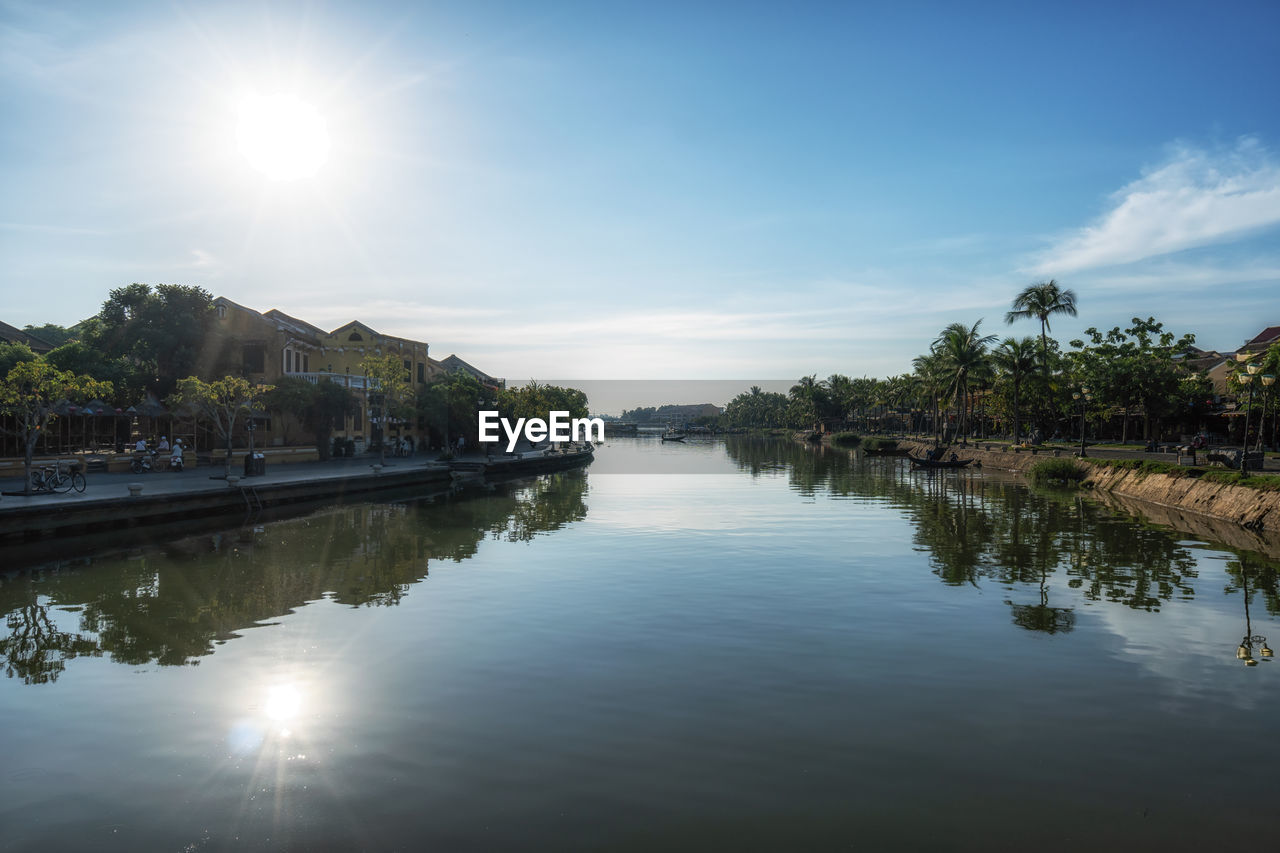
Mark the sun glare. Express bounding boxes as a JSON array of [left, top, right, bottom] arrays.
[[236, 93, 331, 181], [263, 683, 303, 721]]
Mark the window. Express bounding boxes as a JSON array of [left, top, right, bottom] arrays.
[[348, 331, 363, 342], [215, 304, 227, 319], [303, 354, 309, 372], [417, 363, 425, 383], [353, 405, 363, 431], [242, 345, 265, 373]]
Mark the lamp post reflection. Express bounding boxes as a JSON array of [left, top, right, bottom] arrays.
[[1235, 557, 1273, 667]]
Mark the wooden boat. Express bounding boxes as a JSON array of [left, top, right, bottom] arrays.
[[907, 453, 974, 469], [660, 431, 687, 442]]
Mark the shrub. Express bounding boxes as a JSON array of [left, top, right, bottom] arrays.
[[1029, 458, 1087, 487], [832, 432, 861, 447], [862, 438, 898, 452]]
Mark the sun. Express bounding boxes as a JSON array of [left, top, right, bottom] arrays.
[[236, 93, 331, 181]]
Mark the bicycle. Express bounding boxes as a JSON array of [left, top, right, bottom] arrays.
[[30, 460, 87, 494]]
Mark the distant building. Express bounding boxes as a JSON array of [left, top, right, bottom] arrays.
[[1239, 325, 1280, 355], [0, 321, 54, 354], [431, 354, 505, 390]]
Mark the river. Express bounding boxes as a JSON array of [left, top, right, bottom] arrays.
[[2, 437, 1277, 851]]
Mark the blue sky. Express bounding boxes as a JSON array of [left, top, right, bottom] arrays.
[[2, 0, 1279, 382]]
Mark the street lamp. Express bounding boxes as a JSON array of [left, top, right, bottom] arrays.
[[1261, 373, 1276, 453], [1237, 360, 1261, 471], [1073, 387, 1092, 457]]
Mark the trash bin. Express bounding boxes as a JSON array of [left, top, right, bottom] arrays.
[[244, 452, 266, 477]]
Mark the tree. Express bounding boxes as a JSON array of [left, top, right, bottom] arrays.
[[1068, 318, 1196, 442], [169, 375, 274, 477], [1005, 280, 1078, 424], [498, 381, 589, 423], [724, 386, 789, 428], [0, 360, 112, 495], [359, 355, 414, 464], [264, 377, 357, 459], [991, 337, 1038, 442], [44, 340, 140, 401], [87, 283, 215, 397], [22, 323, 76, 348], [0, 341, 39, 376], [931, 320, 995, 442]]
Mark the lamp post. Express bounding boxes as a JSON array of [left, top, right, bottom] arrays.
[[1261, 373, 1275, 453], [1237, 359, 1261, 471], [1073, 387, 1092, 457]]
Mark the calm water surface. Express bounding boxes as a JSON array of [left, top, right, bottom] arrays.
[[2, 438, 1279, 851]]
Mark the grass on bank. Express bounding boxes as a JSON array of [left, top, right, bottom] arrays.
[[1028, 458, 1088, 487], [831, 432, 861, 447], [861, 437, 899, 452], [1084, 458, 1280, 492]]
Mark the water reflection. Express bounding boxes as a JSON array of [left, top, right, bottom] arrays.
[[1227, 554, 1278, 665], [722, 437, 1280, 638], [0, 471, 588, 684]]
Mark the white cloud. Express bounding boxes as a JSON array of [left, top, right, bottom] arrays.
[[1033, 138, 1280, 274]]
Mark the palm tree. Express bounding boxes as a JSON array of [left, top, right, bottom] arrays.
[[931, 320, 996, 443], [991, 336, 1038, 442], [913, 351, 948, 443], [1005, 280, 1078, 423]]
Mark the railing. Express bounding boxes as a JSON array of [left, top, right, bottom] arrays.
[[291, 372, 380, 391]]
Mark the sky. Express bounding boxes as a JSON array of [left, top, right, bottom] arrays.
[[3, 0, 1279, 390]]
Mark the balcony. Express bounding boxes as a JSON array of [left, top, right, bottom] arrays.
[[291, 372, 380, 391]]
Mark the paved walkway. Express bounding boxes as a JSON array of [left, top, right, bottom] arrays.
[[0, 452, 472, 511]]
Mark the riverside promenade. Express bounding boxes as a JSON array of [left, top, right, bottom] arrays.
[[0, 447, 592, 541]]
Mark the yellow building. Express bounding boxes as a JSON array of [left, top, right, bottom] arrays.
[[207, 299, 439, 450]]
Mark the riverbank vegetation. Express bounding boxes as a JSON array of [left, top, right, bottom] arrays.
[[706, 282, 1278, 452]]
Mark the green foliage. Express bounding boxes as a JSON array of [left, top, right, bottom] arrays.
[[87, 283, 215, 397], [724, 386, 790, 428], [831, 432, 861, 446], [1028, 458, 1087, 487], [417, 371, 500, 446], [44, 340, 140, 401], [21, 323, 76, 347], [499, 381, 589, 422], [0, 360, 113, 492], [861, 437, 898, 452], [264, 377, 357, 456], [1085, 458, 1280, 491], [0, 341, 39, 376], [169, 375, 274, 470], [1066, 317, 1199, 442]]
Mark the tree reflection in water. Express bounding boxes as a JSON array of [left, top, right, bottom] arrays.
[[723, 436, 1277, 636], [0, 471, 588, 684]]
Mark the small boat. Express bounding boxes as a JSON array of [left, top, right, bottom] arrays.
[[907, 453, 974, 469], [661, 431, 687, 442]]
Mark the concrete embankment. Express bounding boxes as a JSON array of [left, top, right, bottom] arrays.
[[896, 438, 1280, 534], [1081, 463, 1280, 533], [0, 449, 594, 542]]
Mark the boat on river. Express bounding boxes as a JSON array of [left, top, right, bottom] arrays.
[[907, 453, 974, 469], [661, 430, 687, 442]]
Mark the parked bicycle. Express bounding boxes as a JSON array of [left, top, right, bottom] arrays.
[[29, 460, 87, 493], [130, 451, 156, 474]]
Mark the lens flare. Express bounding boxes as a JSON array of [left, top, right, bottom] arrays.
[[236, 93, 331, 181]]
